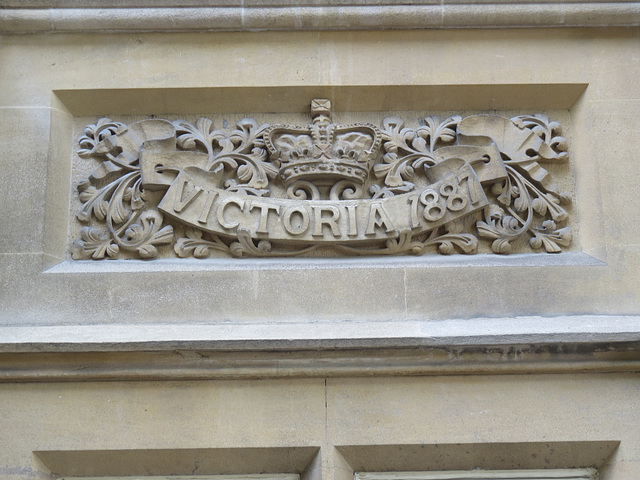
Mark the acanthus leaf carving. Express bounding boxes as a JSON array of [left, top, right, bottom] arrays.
[[72, 100, 574, 259], [72, 120, 175, 260], [174, 117, 277, 192], [174, 227, 230, 258]]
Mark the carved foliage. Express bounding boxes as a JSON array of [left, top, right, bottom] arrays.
[[476, 114, 572, 253], [72, 120, 174, 260], [174, 117, 277, 193], [72, 104, 573, 259], [374, 115, 461, 189]]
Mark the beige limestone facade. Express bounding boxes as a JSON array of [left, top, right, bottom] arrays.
[[1, 3, 640, 480]]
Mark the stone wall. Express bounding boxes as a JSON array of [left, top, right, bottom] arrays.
[[1, 4, 639, 480]]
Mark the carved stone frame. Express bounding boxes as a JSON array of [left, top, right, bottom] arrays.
[[46, 83, 599, 267], [35, 83, 614, 328]]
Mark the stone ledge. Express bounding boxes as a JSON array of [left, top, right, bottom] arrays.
[[1, 315, 640, 353], [2, 4, 640, 33], [1, 316, 640, 382], [44, 253, 604, 274]]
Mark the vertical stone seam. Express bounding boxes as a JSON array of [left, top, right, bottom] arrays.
[[324, 377, 329, 465], [317, 32, 322, 89], [403, 266, 408, 320]]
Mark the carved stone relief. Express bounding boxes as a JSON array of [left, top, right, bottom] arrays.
[[71, 99, 573, 259]]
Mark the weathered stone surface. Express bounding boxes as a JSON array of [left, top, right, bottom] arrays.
[[0, 8, 640, 480], [0, 375, 635, 477], [0, 29, 638, 325], [0, 108, 51, 253]]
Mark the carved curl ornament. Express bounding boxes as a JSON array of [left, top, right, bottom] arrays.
[[72, 99, 572, 259]]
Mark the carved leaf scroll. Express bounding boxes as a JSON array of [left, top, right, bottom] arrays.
[[174, 118, 277, 192], [175, 227, 231, 258], [72, 120, 174, 260], [72, 102, 574, 259], [374, 116, 460, 189], [475, 114, 573, 254]]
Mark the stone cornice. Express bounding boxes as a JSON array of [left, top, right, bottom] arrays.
[[2, 3, 640, 34], [1, 316, 640, 382], [2, 342, 640, 383]]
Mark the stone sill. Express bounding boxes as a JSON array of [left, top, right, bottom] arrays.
[[2, 3, 640, 34], [45, 252, 604, 274]]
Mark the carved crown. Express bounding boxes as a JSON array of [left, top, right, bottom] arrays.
[[264, 99, 382, 188]]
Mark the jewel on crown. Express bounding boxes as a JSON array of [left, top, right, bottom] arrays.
[[265, 99, 382, 197]]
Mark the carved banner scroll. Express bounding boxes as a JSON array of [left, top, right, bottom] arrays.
[[72, 99, 573, 259]]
